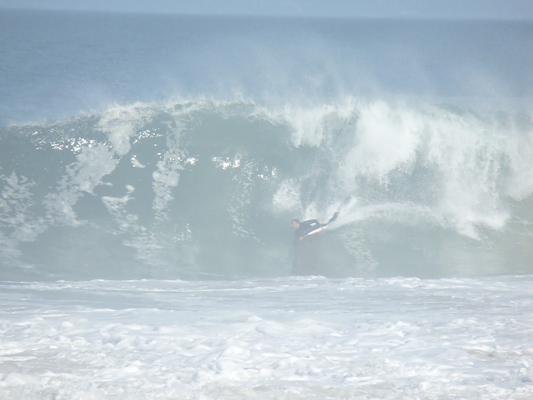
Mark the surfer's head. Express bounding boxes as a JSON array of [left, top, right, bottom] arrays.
[[290, 218, 300, 230]]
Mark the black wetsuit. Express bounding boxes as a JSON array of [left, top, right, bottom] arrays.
[[294, 219, 323, 240]]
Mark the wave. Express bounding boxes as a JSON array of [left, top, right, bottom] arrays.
[[1, 97, 532, 280]]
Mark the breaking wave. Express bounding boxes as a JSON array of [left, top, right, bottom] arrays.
[[1, 98, 532, 279]]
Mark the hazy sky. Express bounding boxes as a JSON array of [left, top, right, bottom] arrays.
[[1, 0, 532, 19]]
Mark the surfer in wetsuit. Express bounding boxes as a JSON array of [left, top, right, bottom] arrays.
[[291, 212, 339, 241], [290, 212, 339, 274]]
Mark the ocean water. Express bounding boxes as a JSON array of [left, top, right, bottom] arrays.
[[1, 8, 533, 398]]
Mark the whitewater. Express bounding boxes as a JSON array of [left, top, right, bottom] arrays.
[[1, 276, 532, 399], [1, 9, 533, 399]]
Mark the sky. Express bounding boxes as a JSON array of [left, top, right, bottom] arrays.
[[0, 0, 532, 20]]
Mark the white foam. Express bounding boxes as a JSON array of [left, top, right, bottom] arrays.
[[0, 173, 47, 266], [267, 98, 532, 238], [130, 155, 146, 168], [97, 103, 154, 156], [152, 149, 184, 221], [0, 276, 531, 399], [272, 179, 302, 213], [44, 143, 117, 226]]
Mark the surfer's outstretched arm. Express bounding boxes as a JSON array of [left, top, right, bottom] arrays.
[[326, 211, 339, 225], [299, 211, 340, 239]]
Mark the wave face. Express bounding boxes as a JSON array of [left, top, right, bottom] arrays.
[[1, 99, 533, 279]]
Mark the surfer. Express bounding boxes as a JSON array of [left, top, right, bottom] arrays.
[[290, 212, 339, 275], [290, 198, 351, 274], [291, 212, 339, 241]]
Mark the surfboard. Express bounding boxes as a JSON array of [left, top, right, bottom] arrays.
[[302, 226, 327, 238]]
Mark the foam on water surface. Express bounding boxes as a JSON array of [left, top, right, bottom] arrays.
[[0, 275, 532, 399]]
